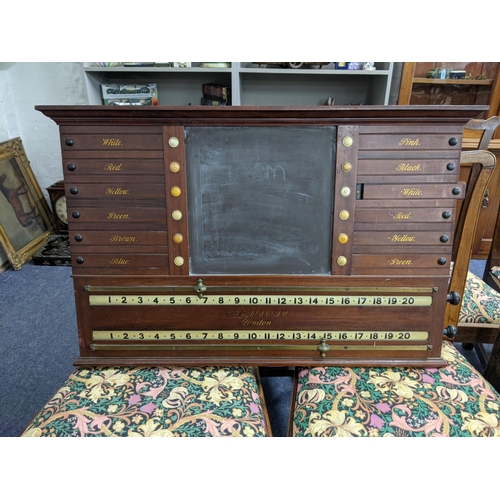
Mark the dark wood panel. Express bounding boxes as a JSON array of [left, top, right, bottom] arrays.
[[361, 182, 466, 200], [355, 207, 456, 223], [63, 159, 165, 176], [357, 158, 458, 176], [61, 133, 163, 151], [71, 253, 169, 269], [69, 230, 168, 246], [65, 182, 166, 200]]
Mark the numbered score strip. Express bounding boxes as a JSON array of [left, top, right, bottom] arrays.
[[92, 331, 429, 341], [89, 295, 432, 307]]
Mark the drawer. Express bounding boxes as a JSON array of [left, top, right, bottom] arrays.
[[357, 158, 459, 176], [360, 182, 465, 200], [69, 230, 168, 246], [353, 231, 452, 247], [63, 159, 165, 176], [68, 207, 167, 224], [352, 253, 451, 275], [71, 253, 169, 269], [355, 207, 455, 223], [61, 133, 163, 151], [65, 182, 166, 200], [358, 126, 463, 151]]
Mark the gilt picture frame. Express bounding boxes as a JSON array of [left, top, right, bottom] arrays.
[[0, 137, 54, 270]]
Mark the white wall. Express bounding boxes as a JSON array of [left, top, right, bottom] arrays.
[[0, 62, 86, 196]]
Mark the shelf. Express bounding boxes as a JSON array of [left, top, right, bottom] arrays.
[[413, 78, 493, 86], [81, 62, 396, 106]]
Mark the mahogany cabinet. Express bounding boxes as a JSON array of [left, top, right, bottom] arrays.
[[36, 105, 485, 367]]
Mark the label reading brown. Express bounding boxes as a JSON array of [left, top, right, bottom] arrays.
[[109, 235, 138, 243]]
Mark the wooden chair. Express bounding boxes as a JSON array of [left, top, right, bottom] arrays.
[[444, 117, 500, 391], [289, 145, 500, 437]]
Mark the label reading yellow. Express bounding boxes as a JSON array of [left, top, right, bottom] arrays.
[[106, 187, 130, 195], [390, 234, 416, 242]]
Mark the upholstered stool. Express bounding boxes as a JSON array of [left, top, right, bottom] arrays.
[[21, 366, 271, 437], [290, 342, 500, 437]]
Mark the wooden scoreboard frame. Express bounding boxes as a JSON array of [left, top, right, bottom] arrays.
[[36, 105, 487, 367]]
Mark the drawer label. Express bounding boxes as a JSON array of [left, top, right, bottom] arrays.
[[108, 212, 130, 220], [102, 138, 123, 147], [398, 138, 420, 147], [109, 235, 138, 242], [106, 187, 130, 195], [391, 212, 413, 220], [400, 188, 423, 196], [388, 259, 413, 266], [109, 258, 130, 265], [104, 163, 123, 171], [396, 163, 422, 172], [390, 234, 416, 242]]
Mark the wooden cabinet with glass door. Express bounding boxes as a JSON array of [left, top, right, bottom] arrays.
[[398, 62, 500, 259]]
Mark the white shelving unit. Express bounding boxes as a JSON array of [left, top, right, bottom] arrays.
[[81, 62, 396, 106]]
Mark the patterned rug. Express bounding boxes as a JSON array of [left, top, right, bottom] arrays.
[[21, 365, 270, 437], [291, 341, 500, 437]]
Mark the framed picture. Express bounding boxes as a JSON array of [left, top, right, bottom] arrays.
[[0, 137, 54, 270]]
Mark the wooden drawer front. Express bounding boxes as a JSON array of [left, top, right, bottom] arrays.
[[60, 127, 163, 154], [69, 230, 167, 247], [354, 231, 452, 247], [68, 207, 167, 224], [355, 207, 455, 223], [61, 133, 163, 151], [352, 254, 451, 275], [357, 158, 459, 176], [361, 182, 465, 200], [71, 253, 168, 269], [63, 159, 165, 176], [65, 182, 166, 200], [359, 126, 463, 151]]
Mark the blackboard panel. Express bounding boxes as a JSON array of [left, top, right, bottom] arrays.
[[186, 126, 336, 275]]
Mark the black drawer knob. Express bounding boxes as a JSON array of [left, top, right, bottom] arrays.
[[437, 257, 447, 265], [442, 211, 451, 219], [446, 162, 455, 171], [65, 138, 74, 146], [448, 137, 458, 146], [66, 163, 76, 171], [443, 325, 457, 338], [452, 187, 461, 195], [71, 211, 81, 219], [69, 187, 79, 195], [75, 257, 84, 264], [447, 291, 461, 305], [440, 235, 449, 243], [74, 234, 83, 242]]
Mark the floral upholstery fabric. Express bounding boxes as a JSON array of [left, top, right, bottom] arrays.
[[292, 342, 500, 437], [491, 266, 500, 280], [21, 366, 270, 437], [459, 271, 500, 324]]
